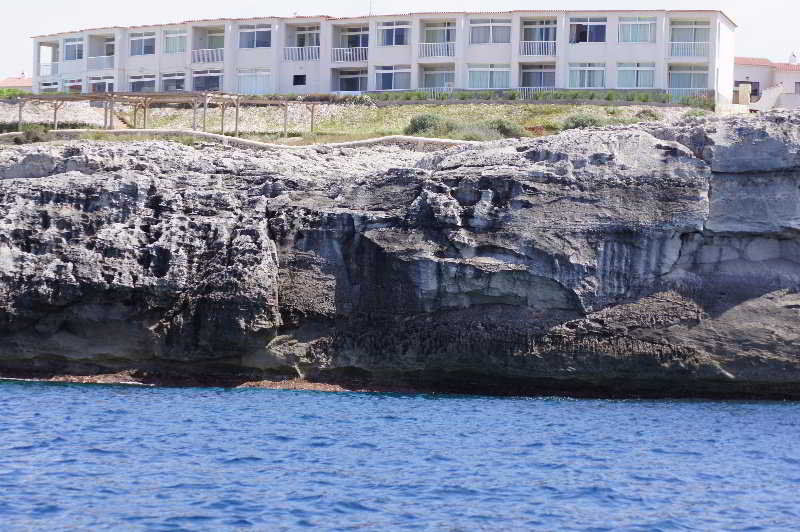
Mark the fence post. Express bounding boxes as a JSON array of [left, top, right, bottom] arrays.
[[220, 103, 226, 136], [283, 103, 289, 138], [192, 99, 199, 130], [203, 95, 209, 132], [17, 100, 24, 132], [310, 103, 315, 133], [234, 98, 240, 138], [52, 102, 62, 130], [143, 99, 149, 129]]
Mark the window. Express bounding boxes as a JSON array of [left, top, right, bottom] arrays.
[[130, 32, 156, 56], [468, 64, 511, 89], [295, 26, 320, 47], [90, 76, 114, 93], [64, 38, 84, 61], [470, 19, 511, 44], [64, 78, 83, 93], [40, 81, 60, 93], [375, 65, 411, 90], [617, 62, 655, 88], [670, 20, 710, 43], [619, 16, 657, 43], [161, 72, 185, 92], [569, 17, 607, 43], [207, 32, 225, 50], [240, 24, 271, 48], [668, 65, 708, 88], [422, 66, 455, 88], [424, 22, 456, 43], [521, 64, 556, 88], [340, 26, 369, 48], [569, 63, 606, 88], [193, 70, 223, 91], [338, 69, 368, 91], [129, 74, 156, 92], [523, 19, 557, 42], [734, 80, 760, 97], [293, 74, 306, 86], [380, 21, 409, 46], [104, 38, 115, 57], [238, 69, 271, 94], [164, 29, 187, 54]]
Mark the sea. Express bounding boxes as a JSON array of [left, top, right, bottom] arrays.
[[0, 380, 798, 531]]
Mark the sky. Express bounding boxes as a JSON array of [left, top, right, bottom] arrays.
[[2, 0, 797, 78]]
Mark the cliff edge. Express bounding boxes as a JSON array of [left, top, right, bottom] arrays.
[[1, 112, 799, 398]]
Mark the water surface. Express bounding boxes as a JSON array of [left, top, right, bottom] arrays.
[[0, 380, 798, 530]]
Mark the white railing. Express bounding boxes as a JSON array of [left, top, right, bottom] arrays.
[[422, 87, 454, 98], [519, 41, 557, 56], [192, 48, 225, 63], [518, 87, 557, 99], [332, 47, 368, 62], [668, 42, 709, 57], [667, 88, 714, 102], [39, 63, 59, 76], [88, 55, 114, 70], [284, 46, 320, 61], [418, 42, 455, 57]]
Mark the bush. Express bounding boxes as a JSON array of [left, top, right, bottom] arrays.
[[0, 121, 99, 133], [486, 118, 524, 138], [13, 124, 52, 144], [404, 114, 443, 135], [683, 109, 709, 119], [563, 114, 604, 130], [635, 109, 662, 121]]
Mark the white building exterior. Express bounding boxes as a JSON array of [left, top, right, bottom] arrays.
[[32, 10, 736, 103], [734, 56, 800, 109]]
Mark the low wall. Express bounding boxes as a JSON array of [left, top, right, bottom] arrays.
[[0, 129, 478, 152]]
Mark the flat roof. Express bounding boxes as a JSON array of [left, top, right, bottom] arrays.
[[736, 56, 800, 72], [32, 9, 736, 39]]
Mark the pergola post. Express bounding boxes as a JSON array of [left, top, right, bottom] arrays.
[[234, 98, 241, 138], [133, 105, 139, 129], [108, 97, 115, 130], [192, 99, 199, 131], [202, 95, 209, 132], [17, 100, 25, 132], [102, 100, 108, 129], [283, 103, 289, 138], [220, 103, 226, 136], [143, 99, 150, 129], [310, 103, 316, 133], [52, 102, 63, 130]]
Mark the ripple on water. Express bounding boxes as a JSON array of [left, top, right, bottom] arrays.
[[0, 381, 797, 531]]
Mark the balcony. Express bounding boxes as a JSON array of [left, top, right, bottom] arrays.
[[519, 41, 557, 57], [39, 63, 59, 76], [284, 46, 320, 61], [518, 87, 557, 99], [419, 42, 455, 58], [332, 47, 368, 63], [192, 48, 225, 63], [88, 55, 115, 70], [668, 42, 709, 58]]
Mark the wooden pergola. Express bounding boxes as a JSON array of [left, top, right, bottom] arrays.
[[17, 92, 320, 137]]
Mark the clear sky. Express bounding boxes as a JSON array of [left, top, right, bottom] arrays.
[[2, 0, 797, 78]]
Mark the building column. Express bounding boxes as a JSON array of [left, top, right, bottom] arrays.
[[32, 41, 41, 94], [224, 22, 238, 93], [510, 14, 522, 89], [114, 29, 126, 92], [320, 21, 334, 93], [555, 14, 570, 89], [453, 15, 468, 89]]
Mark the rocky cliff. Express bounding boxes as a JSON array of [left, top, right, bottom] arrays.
[[1, 112, 799, 398]]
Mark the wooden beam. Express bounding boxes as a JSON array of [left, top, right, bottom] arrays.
[[108, 97, 115, 130], [52, 102, 63, 130], [310, 103, 316, 133], [220, 103, 226, 136], [283, 103, 289, 139], [234, 98, 240, 138], [133, 106, 139, 129], [203, 95, 209, 132], [143, 99, 150, 129], [192, 99, 199, 131]]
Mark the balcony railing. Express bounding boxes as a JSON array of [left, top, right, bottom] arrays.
[[39, 63, 59, 76], [667, 88, 714, 102], [284, 46, 320, 61], [520, 41, 557, 56], [518, 87, 557, 99], [192, 48, 225, 63], [88, 55, 115, 70], [332, 47, 368, 62], [418, 42, 455, 57], [668, 42, 709, 57], [422, 87, 454, 98]]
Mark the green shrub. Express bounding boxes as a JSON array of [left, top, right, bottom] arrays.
[[486, 118, 524, 138], [635, 109, 662, 121], [563, 114, 604, 130], [13, 124, 52, 144], [683, 109, 709, 119], [405, 114, 443, 135]]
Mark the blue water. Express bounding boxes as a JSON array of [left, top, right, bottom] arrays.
[[0, 381, 798, 531]]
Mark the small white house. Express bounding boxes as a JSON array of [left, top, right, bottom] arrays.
[[734, 55, 800, 109]]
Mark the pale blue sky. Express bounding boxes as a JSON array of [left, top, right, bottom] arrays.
[[3, 0, 797, 78]]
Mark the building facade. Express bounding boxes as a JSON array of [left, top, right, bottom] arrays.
[[735, 56, 800, 109], [32, 10, 736, 103]]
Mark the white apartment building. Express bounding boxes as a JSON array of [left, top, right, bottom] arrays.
[[32, 10, 736, 103]]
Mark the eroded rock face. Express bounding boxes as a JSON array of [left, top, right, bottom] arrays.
[[0, 113, 799, 398]]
